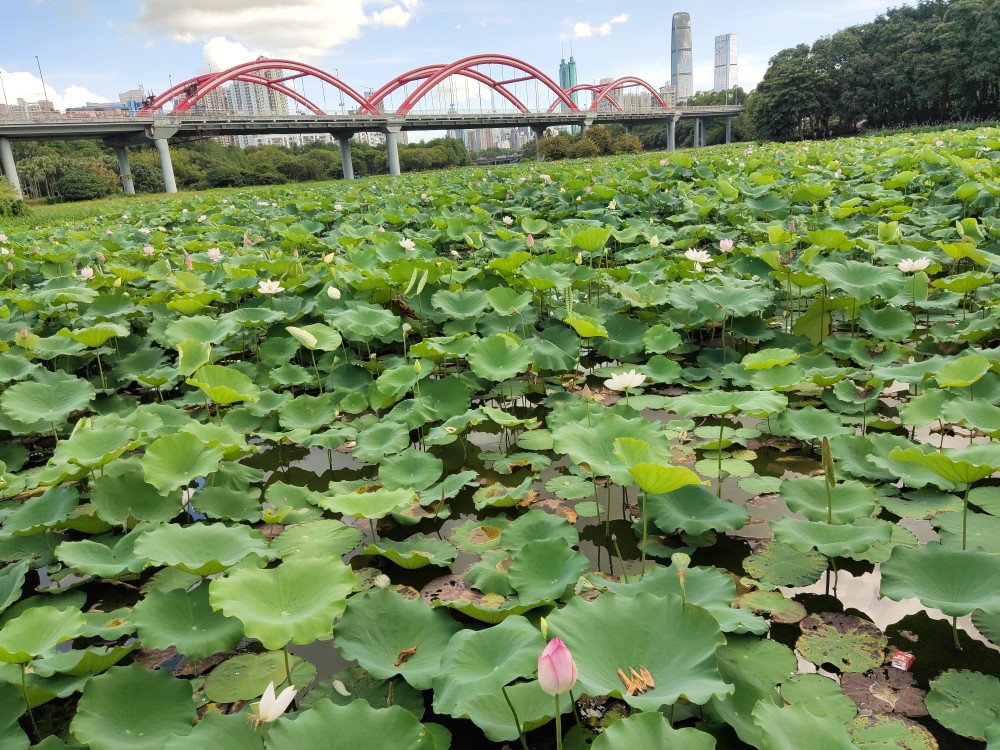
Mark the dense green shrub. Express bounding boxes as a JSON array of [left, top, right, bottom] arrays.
[[0, 179, 25, 217], [55, 168, 112, 202]]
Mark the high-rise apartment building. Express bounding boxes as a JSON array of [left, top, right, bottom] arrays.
[[714, 34, 738, 92], [671, 12, 693, 102]]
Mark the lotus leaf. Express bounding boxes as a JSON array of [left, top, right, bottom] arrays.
[[364, 536, 457, 569], [797, 612, 887, 673], [880, 543, 1000, 617], [647, 484, 750, 536], [141, 432, 225, 495], [507, 537, 587, 603], [269, 519, 362, 560], [926, 669, 1000, 741], [133, 584, 244, 659], [265, 699, 435, 749], [780, 673, 857, 723], [752, 701, 859, 750], [771, 516, 893, 556], [847, 715, 938, 750], [163, 712, 259, 750], [134, 522, 268, 576], [780, 478, 879, 523]]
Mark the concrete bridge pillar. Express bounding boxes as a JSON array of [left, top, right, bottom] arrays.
[[0, 137, 22, 199], [385, 126, 402, 177], [726, 117, 732, 145], [333, 132, 354, 180], [581, 118, 594, 134], [694, 118, 701, 148], [667, 117, 677, 151], [531, 126, 546, 162], [112, 145, 136, 196], [153, 138, 177, 193], [702, 119, 709, 147]]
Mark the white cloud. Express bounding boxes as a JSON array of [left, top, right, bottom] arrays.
[[0, 68, 109, 111], [202, 36, 264, 72], [563, 12, 628, 40], [133, 0, 420, 60]]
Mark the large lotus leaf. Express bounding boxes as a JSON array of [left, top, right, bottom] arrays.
[[190, 485, 261, 522], [133, 584, 244, 659], [209, 556, 356, 649], [796, 613, 886, 673], [141, 432, 225, 495], [502, 509, 579, 554], [814, 259, 902, 301], [203, 651, 313, 703], [2, 486, 79, 537], [935, 353, 991, 388], [780, 478, 879, 524], [667, 389, 788, 417], [752, 701, 859, 750], [467, 333, 533, 381], [333, 588, 461, 690], [0, 560, 29, 616], [771, 517, 893, 556], [707, 636, 797, 746], [743, 541, 827, 589], [553, 411, 672, 484], [0, 605, 86, 663], [880, 543, 1000, 617], [163, 315, 238, 346], [187, 364, 260, 405], [847, 715, 937, 750], [647, 484, 750, 536], [431, 616, 543, 716], [457, 679, 572, 742], [0, 682, 28, 749], [472, 477, 534, 511], [270, 519, 362, 560], [378, 449, 443, 492], [352, 420, 410, 462], [299, 666, 424, 716], [90, 465, 182, 524], [888, 444, 1000, 485], [134, 522, 268, 576], [547, 592, 731, 711], [51, 423, 137, 470], [55, 531, 145, 579], [591, 711, 716, 750], [163, 712, 259, 750], [780, 674, 857, 723], [332, 303, 399, 342], [933, 510, 1000, 552], [278, 393, 340, 432], [431, 289, 490, 318], [265, 699, 434, 749], [363, 536, 457, 569], [972, 609, 1000, 647], [507, 538, 588, 603], [775, 406, 852, 441], [317, 487, 417, 519], [926, 669, 1000, 741], [857, 305, 914, 342], [71, 664, 195, 750], [0, 371, 95, 427]]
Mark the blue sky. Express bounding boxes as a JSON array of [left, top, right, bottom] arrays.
[[2, 0, 916, 116]]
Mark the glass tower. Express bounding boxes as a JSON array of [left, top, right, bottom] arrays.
[[671, 12, 693, 102]]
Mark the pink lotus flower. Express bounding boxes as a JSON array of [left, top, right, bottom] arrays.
[[526, 234, 535, 248], [719, 239, 734, 252], [400, 238, 416, 251], [79, 267, 94, 280], [142, 245, 155, 256], [0, 233, 7, 243], [538, 638, 577, 696], [207, 247, 222, 261]]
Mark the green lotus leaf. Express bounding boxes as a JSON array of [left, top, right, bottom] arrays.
[[277, 393, 340, 432], [431, 289, 490, 318], [752, 701, 859, 750], [133, 583, 244, 659], [972, 609, 1000, 647], [134, 522, 268, 576], [742, 541, 827, 589], [141, 432, 225, 495], [899, 389, 954, 428], [780, 478, 879, 523], [0, 605, 86, 663], [591, 711, 716, 750], [775, 406, 852, 441], [334, 588, 461, 690], [448, 519, 507, 552], [299, 667, 425, 717], [814, 259, 902, 301], [502, 509, 579, 554], [364, 536, 457, 569], [933, 509, 1000, 552], [572, 226, 612, 253], [553, 412, 672, 485], [187, 364, 260, 405], [742, 348, 801, 370], [0, 370, 95, 427], [457, 679, 572, 742], [0, 560, 30, 616], [163, 712, 259, 750], [771, 517, 893, 556], [485, 287, 532, 316], [667, 389, 787, 417], [0, 682, 28, 749], [265, 699, 435, 749], [318, 487, 417, 519], [935, 353, 992, 388], [270, 519, 362, 560], [55, 529, 145, 578], [932, 271, 992, 295], [796, 612, 886, 673], [91, 466, 181, 524], [847, 714, 938, 750], [467, 333, 533, 381], [190, 485, 261, 522], [288, 322, 342, 351], [472, 477, 533, 511], [203, 651, 312, 703], [889, 443, 1000, 485], [209, 556, 356, 649], [71, 664, 195, 750], [880, 543, 1000, 617], [507, 538, 588, 603], [857, 305, 914, 342], [926, 669, 1000, 741], [379, 449, 443, 492], [352, 420, 410, 462], [780, 674, 858, 723], [647, 484, 750, 536], [563, 314, 608, 338], [175, 339, 212, 378], [332, 303, 399, 342], [51, 423, 137, 470], [2, 486, 79, 536], [431, 616, 543, 715], [738, 590, 806, 624], [547, 592, 731, 711]]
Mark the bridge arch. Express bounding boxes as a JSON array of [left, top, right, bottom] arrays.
[[391, 54, 578, 116], [587, 77, 671, 112], [546, 83, 623, 113], [368, 64, 530, 113]]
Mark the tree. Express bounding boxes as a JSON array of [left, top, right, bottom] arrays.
[[612, 133, 643, 154], [569, 139, 600, 158], [746, 45, 819, 140], [583, 125, 613, 154], [56, 168, 111, 201], [537, 134, 571, 160]]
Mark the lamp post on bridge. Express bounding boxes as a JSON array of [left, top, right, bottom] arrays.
[[34, 56, 50, 105]]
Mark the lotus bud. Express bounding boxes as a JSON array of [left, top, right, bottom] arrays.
[[539, 617, 549, 640], [537, 638, 577, 696], [649, 235, 660, 248], [327, 286, 342, 300], [323, 253, 336, 263], [526, 234, 535, 248], [414, 359, 422, 373], [185, 255, 193, 270], [254, 681, 297, 728], [332, 680, 351, 697], [719, 239, 734, 252], [113, 277, 122, 288], [575, 252, 583, 265]]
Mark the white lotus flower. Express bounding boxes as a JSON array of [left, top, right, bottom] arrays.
[[684, 249, 712, 272], [206, 247, 222, 261], [400, 238, 416, 250], [502, 215, 514, 226], [327, 286, 342, 300], [897, 257, 930, 273], [258, 279, 284, 295], [649, 235, 660, 248], [286, 326, 318, 349], [604, 369, 646, 392], [79, 267, 94, 280], [142, 245, 155, 256], [254, 681, 296, 727]]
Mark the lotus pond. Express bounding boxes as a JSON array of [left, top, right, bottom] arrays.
[[1, 126, 1000, 750]]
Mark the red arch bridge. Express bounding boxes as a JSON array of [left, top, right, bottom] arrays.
[[0, 54, 742, 195]]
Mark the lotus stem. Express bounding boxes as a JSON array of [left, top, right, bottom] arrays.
[[717, 418, 725, 498], [962, 483, 971, 551], [22, 665, 38, 742], [569, 689, 582, 729], [640, 490, 648, 577], [952, 616, 961, 650], [95, 351, 106, 390], [611, 534, 627, 583], [308, 350, 323, 393], [282, 645, 293, 691], [555, 695, 563, 750], [501, 686, 528, 750]]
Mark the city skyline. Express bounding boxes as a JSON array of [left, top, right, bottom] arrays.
[[2, 1, 917, 129]]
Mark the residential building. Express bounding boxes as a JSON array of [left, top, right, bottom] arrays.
[[671, 12, 693, 102], [714, 34, 739, 92]]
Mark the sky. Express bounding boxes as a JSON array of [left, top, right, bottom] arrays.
[[1, 0, 917, 125]]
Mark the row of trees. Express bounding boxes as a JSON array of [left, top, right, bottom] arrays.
[[536, 124, 643, 161], [9, 135, 472, 201], [746, 0, 1000, 140]]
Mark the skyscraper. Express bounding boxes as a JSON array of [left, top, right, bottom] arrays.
[[558, 53, 579, 109], [671, 12, 693, 102], [714, 34, 738, 93]]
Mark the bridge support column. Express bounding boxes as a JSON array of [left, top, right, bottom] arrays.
[[694, 119, 701, 148], [725, 117, 732, 144], [702, 119, 709, 147], [113, 146, 135, 196], [531, 126, 546, 161], [153, 138, 177, 194], [667, 117, 676, 151], [0, 137, 22, 199], [581, 118, 594, 135], [385, 127, 401, 177], [334, 132, 354, 180]]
